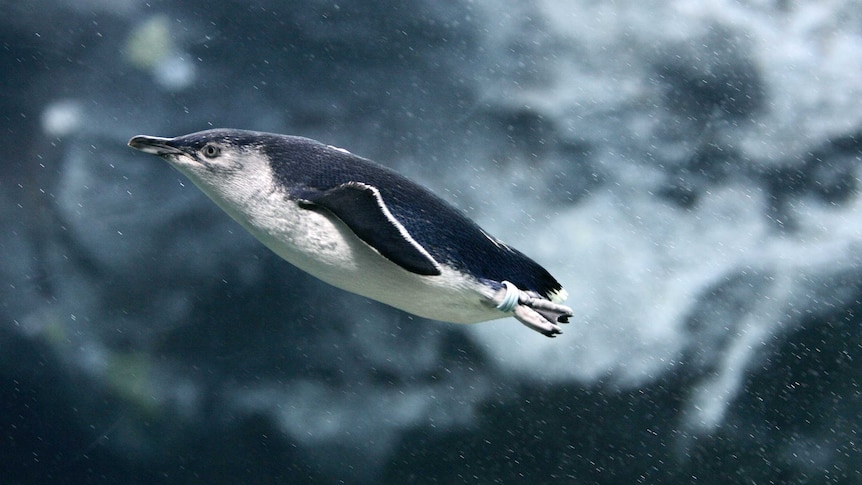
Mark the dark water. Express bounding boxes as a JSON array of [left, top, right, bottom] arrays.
[[2, 1, 861, 483]]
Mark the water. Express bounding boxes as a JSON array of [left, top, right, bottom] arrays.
[[2, 0, 861, 482]]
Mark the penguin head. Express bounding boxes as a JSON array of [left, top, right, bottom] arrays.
[[129, 129, 276, 207]]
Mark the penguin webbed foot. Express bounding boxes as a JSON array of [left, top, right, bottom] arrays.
[[492, 282, 574, 337], [513, 294, 573, 337]]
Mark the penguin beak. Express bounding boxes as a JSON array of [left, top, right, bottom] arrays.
[[128, 135, 186, 156]]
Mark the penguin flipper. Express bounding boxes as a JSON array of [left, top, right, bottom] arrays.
[[299, 182, 442, 276]]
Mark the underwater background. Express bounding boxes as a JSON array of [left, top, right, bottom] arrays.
[[3, 0, 862, 483]]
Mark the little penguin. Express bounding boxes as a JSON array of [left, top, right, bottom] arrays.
[[128, 129, 573, 336]]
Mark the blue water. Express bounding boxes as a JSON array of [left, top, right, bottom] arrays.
[[2, 1, 861, 483]]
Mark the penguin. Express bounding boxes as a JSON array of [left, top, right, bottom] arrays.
[[128, 129, 573, 336]]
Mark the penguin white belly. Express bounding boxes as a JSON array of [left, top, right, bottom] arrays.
[[223, 192, 503, 324]]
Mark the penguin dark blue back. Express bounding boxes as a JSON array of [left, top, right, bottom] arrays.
[[260, 134, 566, 301]]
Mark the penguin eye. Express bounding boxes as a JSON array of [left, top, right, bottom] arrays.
[[202, 144, 221, 158]]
